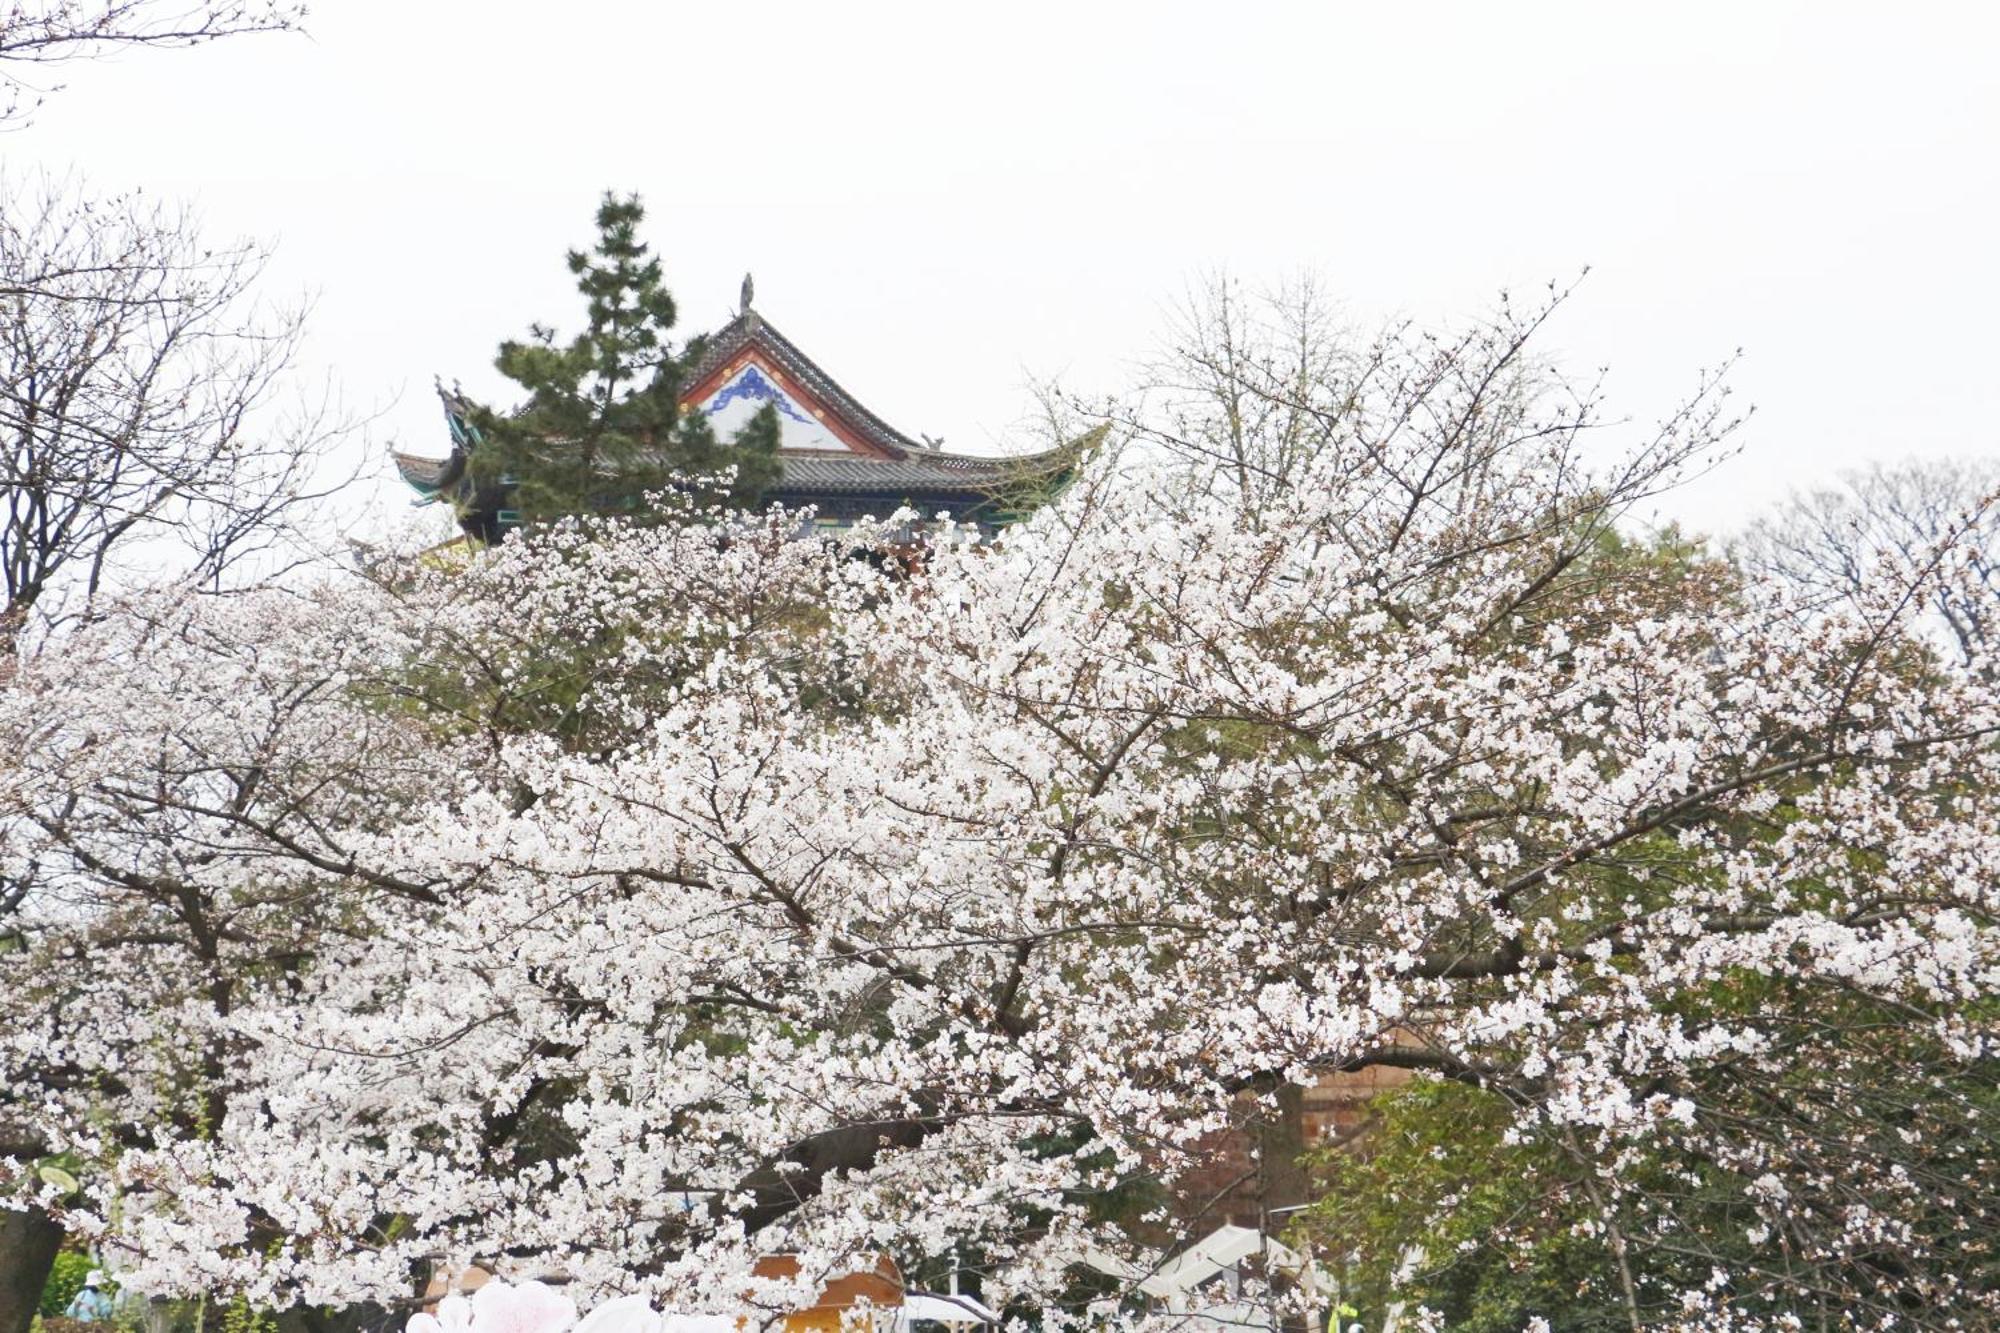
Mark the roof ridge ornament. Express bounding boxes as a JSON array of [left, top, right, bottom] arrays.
[[740, 271, 754, 315]]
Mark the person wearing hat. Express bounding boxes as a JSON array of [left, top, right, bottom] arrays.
[[64, 1271, 114, 1323]]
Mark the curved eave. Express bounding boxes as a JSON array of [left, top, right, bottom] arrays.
[[393, 449, 466, 499], [906, 423, 1103, 495]]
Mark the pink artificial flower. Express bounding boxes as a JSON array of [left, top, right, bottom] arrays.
[[472, 1282, 579, 1333]]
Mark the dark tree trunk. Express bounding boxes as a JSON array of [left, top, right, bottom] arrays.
[[1255, 1081, 1311, 1214], [1254, 1084, 1314, 1333], [0, 1207, 64, 1333]]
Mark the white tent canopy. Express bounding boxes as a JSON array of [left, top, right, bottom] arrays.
[[1083, 1225, 1326, 1301], [899, 1292, 1002, 1325]]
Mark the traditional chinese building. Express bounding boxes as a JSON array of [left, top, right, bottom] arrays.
[[393, 286, 1080, 542]]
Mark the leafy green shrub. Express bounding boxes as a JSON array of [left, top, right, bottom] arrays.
[[38, 1253, 98, 1318]]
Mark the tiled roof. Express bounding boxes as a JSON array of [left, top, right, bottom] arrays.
[[393, 308, 1083, 513], [769, 452, 1043, 496], [395, 436, 1079, 506]]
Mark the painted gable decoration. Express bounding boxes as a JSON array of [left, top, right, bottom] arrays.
[[704, 364, 814, 426], [695, 360, 849, 453], [677, 311, 915, 461]]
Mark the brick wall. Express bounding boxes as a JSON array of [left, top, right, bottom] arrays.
[[1170, 1066, 1414, 1231]]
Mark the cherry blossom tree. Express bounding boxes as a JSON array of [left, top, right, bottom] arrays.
[[0, 508, 892, 1309], [2, 5, 317, 1322], [0, 174, 350, 1333], [0, 171, 352, 1329], [0, 576, 451, 1329], [7, 291, 1998, 1331]]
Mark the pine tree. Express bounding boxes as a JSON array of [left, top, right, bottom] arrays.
[[469, 193, 781, 527]]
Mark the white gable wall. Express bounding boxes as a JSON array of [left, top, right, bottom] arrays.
[[694, 362, 853, 453]]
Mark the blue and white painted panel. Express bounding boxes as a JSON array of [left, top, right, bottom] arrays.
[[696, 363, 849, 452]]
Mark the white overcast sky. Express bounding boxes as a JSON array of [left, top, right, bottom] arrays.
[[14, 1, 2000, 539]]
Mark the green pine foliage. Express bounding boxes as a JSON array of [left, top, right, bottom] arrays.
[[468, 192, 781, 526]]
